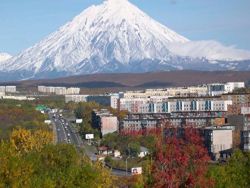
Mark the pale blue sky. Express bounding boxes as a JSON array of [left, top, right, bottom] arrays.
[[0, 0, 250, 55]]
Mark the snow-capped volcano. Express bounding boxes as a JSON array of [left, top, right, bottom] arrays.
[[1, 0, 250, 81], [0, 53, 12, 63]]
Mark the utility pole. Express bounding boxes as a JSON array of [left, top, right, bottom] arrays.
[[126, 157, 129, 176]]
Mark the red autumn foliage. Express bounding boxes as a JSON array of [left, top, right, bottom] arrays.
[[152, 127, 214, 188]]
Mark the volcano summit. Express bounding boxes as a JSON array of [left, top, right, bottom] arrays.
[[1, 0, 250, 81]]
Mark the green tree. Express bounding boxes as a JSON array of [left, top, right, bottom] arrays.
[[74, 102, 100, 137], [128, 142, 140, 157], [208, 150, 250, 188]]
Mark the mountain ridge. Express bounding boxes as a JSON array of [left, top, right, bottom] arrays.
[[1, 0, 250, 81]]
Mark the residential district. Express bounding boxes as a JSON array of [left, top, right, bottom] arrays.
[[1, 82, 249, 162]]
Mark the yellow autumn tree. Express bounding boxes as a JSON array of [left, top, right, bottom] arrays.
[[92, 161, 116, 188], [10, 128, 34, 153], [10, 128, 53, 153], [33, 129, 53, 151]]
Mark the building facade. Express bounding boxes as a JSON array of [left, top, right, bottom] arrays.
[[65, 95, 88, 103], [207, 82, 245, 96], [38, 86, 80, 95], [0, 86, 16, 93], [119, 98, 232, 114], [203, 127, 233, 160], [241, 130, 250, 151], [120, 111, 227, 132], [92, 109, 118, 137]]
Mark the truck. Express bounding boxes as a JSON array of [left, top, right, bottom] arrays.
[[76, 119, 83, 124]]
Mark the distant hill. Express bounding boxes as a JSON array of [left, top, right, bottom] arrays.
[[3, 71, 250, 93]]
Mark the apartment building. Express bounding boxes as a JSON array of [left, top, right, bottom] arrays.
[[55, 87, 67, 95], [207, 82, 245, 96], [121, 118, 161, 132], [239, 107, 250, 151], [2, 96, 35, 101], [0, 92, 5, 98], [120, 111, 227, 132], [88, 94, 120, 109], [119, 97, 232, 114], [92, 109, 118, 137], [65, 95, 88, 103], [0, 86, 5, 93], [123, 86, 207, 99], [66, 87, 80, 95], [241, 130, 250, 151], [222, 93, 250, 105], [5, 86, 16, 93], [38, 86, 80, 95], [0, 86, 16, 93], [203, 127, 233, 160], [228, 107, 250, 130], [227, 103, 250, 115]]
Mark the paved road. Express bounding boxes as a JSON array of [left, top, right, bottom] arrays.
[[49, 112, 130, 176], [49, 113, 81, 146]]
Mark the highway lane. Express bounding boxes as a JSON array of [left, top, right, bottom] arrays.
[[49, 112, 84, 147], [50, 113, 72, 144], [49, 111, 130, 176]]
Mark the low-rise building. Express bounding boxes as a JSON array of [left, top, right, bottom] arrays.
[[138, 147, 149, 158], [113, 150, 121, 158]]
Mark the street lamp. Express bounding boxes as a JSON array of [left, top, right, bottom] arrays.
[[126, 144, 131, 176], [125, 156, 129, 176]]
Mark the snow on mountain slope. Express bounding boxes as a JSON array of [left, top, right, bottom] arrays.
[[0, 0, 250, 81], [0, 0, 188, 74], [167, 40, 250, 61], [0, 53, 12, 63]]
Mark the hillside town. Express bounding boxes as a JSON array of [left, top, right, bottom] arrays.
[[1, 0, 250, 187], [1, 82, 249, 161]]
